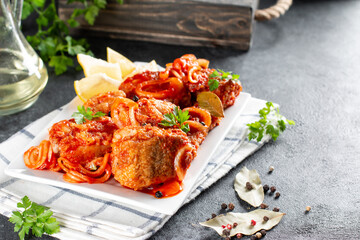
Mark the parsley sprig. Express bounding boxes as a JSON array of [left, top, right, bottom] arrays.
[[159, 106, 190, 133], [71, 105, 106, 124], [9, 196, 60, 240], [208, 69, 240, 91], [22, 0, 123, 75], [247, 102, 295, 142]]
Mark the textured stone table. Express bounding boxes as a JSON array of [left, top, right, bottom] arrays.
[[1, 0, 359, 239]]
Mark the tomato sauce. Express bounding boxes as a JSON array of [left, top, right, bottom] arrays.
[[141, 179, 183, 198]]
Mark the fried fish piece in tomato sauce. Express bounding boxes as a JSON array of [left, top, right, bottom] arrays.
[[111, 97, 176, 128], [84, 90, 126, 114], [49, 117, 118, 164], [111, 125, 196, 190], [135, 98, 176, 126]]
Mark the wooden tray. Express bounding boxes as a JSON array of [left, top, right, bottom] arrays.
[[59, 0, 259, 50]]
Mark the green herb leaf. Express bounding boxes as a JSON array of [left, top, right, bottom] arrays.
[[208, 78, 219, 91], [159, 106, 190, 133], [21, 2, 33, 20], [20, 196, 32, 209], [49, 55, 73, 75], [9, 196, 60, 240], [33, 0, 46, 7], [208, 69, 240, 91], [44, 218, 60, 234], [247, 102, 295, 142], [72, 106, 106, 124]]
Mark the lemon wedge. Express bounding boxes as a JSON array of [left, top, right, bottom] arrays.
[[107, 47, 136, 78], [125, 60, 158, 80], [74, 73, 121, 102], [77, 53, 123, 81]]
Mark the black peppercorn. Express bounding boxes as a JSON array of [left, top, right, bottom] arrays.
[[233, 222, 238, 228], [221, 203, 227, 209], [211, 213, 217, 218], [263, 184, 269, 192], [246, 182, 254, 190], [223, 229, 230, 236], [263, 216, 269, 222], [273, 207, 280, 212], [228, 203, 235, 211], [250, 235, 257, 240], [206, 218, 210, 221], [275, 192, 281, 198], [133, 95, 139, 102], [260, 203, 268, 209], [260, 230, 266, 236], [270, 186, 276, 193], [155, 191, 163, 198]]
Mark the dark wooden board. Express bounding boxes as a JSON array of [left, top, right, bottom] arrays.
[[59, 0, 258, 50]]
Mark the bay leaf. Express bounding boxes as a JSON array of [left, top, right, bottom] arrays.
[[234, 167, 264, 207], [197, 91, 224, 117], [200, 210, 285, 236]]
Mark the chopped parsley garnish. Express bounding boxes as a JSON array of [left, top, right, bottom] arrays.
[[159, 106, 190, 133], [9, 196, 60, 240], [71, 105, 106, 124], [247, 102, 295, 142], [208, 69, 240, 91]]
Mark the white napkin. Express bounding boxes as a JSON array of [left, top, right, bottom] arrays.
[[0, 97, 271, 240]]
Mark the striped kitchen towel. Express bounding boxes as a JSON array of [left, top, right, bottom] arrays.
[[0, 96, 271, 240]]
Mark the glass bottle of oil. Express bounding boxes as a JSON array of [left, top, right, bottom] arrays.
[[0, 0, 48, 115]]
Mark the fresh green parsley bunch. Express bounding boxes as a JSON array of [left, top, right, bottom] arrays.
[[9, 196, 60, 240], [22, 0, 123, 75], [247, 102, 295, 142]]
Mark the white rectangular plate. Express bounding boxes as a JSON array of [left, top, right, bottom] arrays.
[[5, 92, 251, 215]]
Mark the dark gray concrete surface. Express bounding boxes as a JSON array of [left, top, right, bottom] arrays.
[[1, 0, 359, 239]]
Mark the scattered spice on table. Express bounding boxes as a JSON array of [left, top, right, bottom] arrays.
[[255, 232, 263, 238], [236, 233, 243, 238], [223, 229, 230, 236], [275, 192, 281, 198], [260, 203, 268, 209], [228, 202, 235, 210], [246, 181, 254, 190], [226, 224, 232, 230]]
